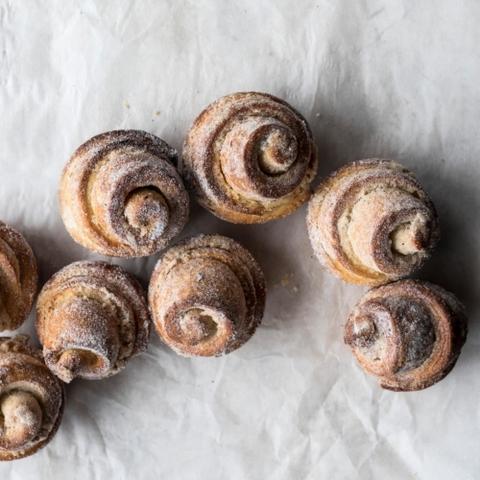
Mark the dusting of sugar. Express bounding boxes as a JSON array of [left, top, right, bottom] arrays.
[[59, 130, 189, 257], [149, 234, 266, 357], [0, 336, 64, 460], [0, 222, 38, 332], [306, 159, 439, 286], [182, 92, 317, 223], [36, 261, 150, 382], [346, 280, 467, 391]]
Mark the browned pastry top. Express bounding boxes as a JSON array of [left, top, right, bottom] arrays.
[[307, 159, 439, 286], [182, 92, 317, 223], [0, 336, 64, 461], [149, 234, 266, 356], [60, 130, 189, 257], [0, 222, 38, 331], [36, 261, 151, 382], [345, 280, 467, 391]]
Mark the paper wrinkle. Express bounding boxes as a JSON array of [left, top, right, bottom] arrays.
[[1, 0, 480, 478]]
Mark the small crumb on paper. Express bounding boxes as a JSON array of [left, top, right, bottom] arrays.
[[278, 273, 299, 294], [280, 273, 292, 287]]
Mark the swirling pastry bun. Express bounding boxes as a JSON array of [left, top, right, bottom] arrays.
[[149, 234, 266, 356], [345, 280, 467, 391], [307, 159, 439, 286], [36, 261, 150, 383], [182, 92, 317, 223], [0, 221, 38, 331], [0, 335, 64, 461], [60, 130, 189, 257]]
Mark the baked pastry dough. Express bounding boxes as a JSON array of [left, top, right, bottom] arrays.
[[60, 130, 189, 257], [0, 221, 38, 331], [182, 92, 317, 223], [307, 159, 439, 285], [36, 261, 150, 383], [0, 335, 64, 461], [149, 235, 265, 356], [345, 280, 467, 391]]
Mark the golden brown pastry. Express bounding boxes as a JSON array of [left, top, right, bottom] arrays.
[[307, 159, 439, 286], [59, 130, 189, 257], [36, 261, 150, 383], [182, 92, 317, 223], [345, 280, 467, 391], [0, 221, 38, 331], [149, 234, 265, 356], [0, 335, 64, 461]]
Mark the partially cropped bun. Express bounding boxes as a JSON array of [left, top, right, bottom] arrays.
[[0, 221, 37, 331], [0, 336, 64, 461]]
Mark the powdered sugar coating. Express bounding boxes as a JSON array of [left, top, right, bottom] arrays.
[[182, 92, 317, 224], [36, 261, 151, 383], [0, 222, 38, 331], [344, 280, 468, 391], [60, 130, 189, 257], [149, 234, 266, 357], [0, 335, 64, 461], [307, 159, 440, 286]]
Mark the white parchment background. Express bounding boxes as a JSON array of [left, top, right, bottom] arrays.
[[1, 1, 479, 479]]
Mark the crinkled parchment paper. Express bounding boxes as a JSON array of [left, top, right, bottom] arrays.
[[0, 1, 479, 478]]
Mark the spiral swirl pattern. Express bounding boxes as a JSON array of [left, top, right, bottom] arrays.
[[0, 336, 64, 461], [307, 159, 439, 286], [149, 235, 266, 356], [182, 92, 317, 223], [345, 280, 467, 391], [60, 130, 189, 257], [0, 222, 38, 331], [36, 261, 150, 383]]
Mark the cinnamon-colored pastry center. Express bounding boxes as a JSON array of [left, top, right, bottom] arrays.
[[349, 298, 436, 375], [346, 308, 394, 376], [340, 187, 433, 276], [56, 348, 104, 381], [0, 390, 43, 450], [257, 126, 298, 175], [124, 187, 169, 239], [390, 218, 427, 256], [219, 116, 305, 200], [349, 314, 377, 348], [46, 294, 120, 382], [177, 308, 219, 346]]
